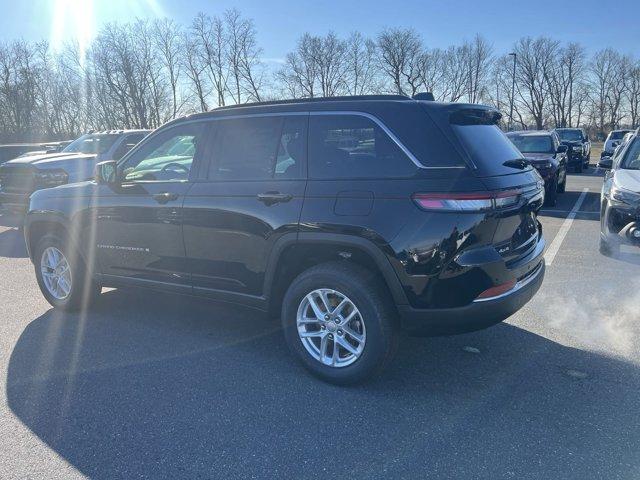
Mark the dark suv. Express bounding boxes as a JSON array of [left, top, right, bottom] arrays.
[[24, 95, 546, 384], [553, 128, 590, 172], [506, 130, 568, 206]]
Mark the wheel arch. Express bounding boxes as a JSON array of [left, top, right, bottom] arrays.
[[264, 233, 408, 317]]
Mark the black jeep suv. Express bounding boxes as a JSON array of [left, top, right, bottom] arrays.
[[24, 95, 546, 384]]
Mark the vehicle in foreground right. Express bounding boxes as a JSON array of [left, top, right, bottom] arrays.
[[601, 133, 640, 255], [24, 95, 546, 384]]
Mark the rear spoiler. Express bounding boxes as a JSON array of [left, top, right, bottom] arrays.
[[450, 107, 502, 126]]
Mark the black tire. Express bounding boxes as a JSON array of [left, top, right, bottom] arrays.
[[599, 237, 619, 257], [34, 234, 101, 311], [545, 178, 558, 207], [281, 261, 398, 385], [575, 161, 583, 173], [557, 171, 566, 193]]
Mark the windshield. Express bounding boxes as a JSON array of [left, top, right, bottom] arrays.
[[63, 134, 120, 155], [556, 129, 583, 142], [621, 138, 640, 170], [610, 131, 630, 141], [508, 135, 554, 154]]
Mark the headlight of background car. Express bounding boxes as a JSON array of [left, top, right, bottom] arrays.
[[34, 169, 68, 187], [610, 184, 640, 206]]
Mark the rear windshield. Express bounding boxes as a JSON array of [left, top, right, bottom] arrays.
[[508, 135, 554, 154], [556, 129, 583, 142], [453, 124, 529, 176]]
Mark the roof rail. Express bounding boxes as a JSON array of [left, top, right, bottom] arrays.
[[211, 94, 411, 111]]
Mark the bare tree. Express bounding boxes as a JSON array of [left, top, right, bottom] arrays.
[[626, 60, 640, 128], [345, 32, 378, 95], [377, 28, 423, 96], [590, 48, 628, 131], [513, 36, 559, 129], [153, 18, 184, 118], [463, 34, 493, 103]]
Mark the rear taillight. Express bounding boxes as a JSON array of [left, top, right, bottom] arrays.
[[412, 190, 521, 212]]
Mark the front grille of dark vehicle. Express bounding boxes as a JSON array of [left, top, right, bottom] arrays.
[[0, 165, 36, 194]]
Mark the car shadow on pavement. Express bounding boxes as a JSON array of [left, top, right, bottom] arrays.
[[0, 226, 27, 258], [7, 289, 640, 479]]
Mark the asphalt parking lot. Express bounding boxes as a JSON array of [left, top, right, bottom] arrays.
[[1, 168, 639, 479]]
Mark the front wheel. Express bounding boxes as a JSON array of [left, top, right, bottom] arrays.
[[599, 237, 619, 257], [575, 161, 583, 173], [34, 234, 101, 311], [545, 178, 558, 206], [557, 171, 566, 193], [282, 262, 398, 385]]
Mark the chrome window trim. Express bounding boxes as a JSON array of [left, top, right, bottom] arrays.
[[122, 109, 468, 171]]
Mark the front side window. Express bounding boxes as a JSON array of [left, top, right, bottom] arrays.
[[208, 116, 307, 180], [121, 124, 203, 182], [621, 138, 640, 170], [112, 133, 148, 160], [308, 114, 415, 179]]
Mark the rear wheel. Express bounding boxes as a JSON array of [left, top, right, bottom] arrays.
[[34, 234, 101, 311], [282, 261, 398, 385]]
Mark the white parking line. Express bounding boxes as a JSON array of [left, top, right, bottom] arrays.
[[544, 187, 589, 266]]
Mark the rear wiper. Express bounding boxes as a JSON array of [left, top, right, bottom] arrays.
[[502, 159, 530, 169]]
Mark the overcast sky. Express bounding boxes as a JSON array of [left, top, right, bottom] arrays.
[[1, 0, 639, 60]]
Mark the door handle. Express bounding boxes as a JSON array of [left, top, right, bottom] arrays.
[[257, 191, 293, 205], [152, 192, 179, 204]]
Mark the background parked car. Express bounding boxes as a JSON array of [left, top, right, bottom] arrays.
[[506, 130, 568, 206], [600, 133, 640, 255], [0, 130, 149, 214], [553, 127, 590, 172], [601, 129, 633, 159], [598, 131, 635, 169]]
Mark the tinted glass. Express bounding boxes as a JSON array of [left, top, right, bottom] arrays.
[[63, 134, 120, 155], [508, 135, 554, 154], [556, 129, 583, 141], [113, 133, 147, 160], [121, 124, 203, 182], [454, 125, 528, 176], [610, 131, 630, 140], [309, 115, 415, 179], [621, 138, 640, 170], [209, 117, 283, 180], [274, 117, 307, 179]]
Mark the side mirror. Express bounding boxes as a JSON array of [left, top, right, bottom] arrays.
[[94, 160, 119, 185], [557, 145, 568, 153]]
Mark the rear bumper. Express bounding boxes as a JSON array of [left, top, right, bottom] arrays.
[[399, 260, 545, 336], [0, 191, 29, 214], [397, 229, 546, 336]]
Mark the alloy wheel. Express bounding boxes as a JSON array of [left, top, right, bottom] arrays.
[[296, 288, 366, 367]]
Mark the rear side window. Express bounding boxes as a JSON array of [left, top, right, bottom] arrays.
[[209, 116, 306, 180], [454, 124, 527, 176], [308, 115, 416, 179]]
